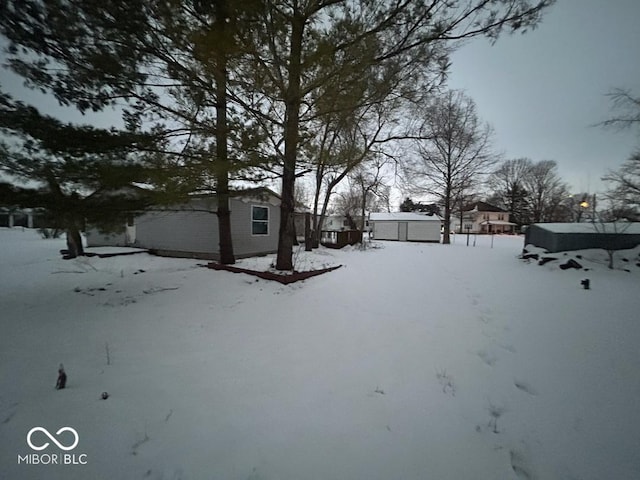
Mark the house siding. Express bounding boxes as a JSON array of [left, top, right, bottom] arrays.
[[85, 192, 280, 259], [373, 219, 440, 242], [86, 230, 128, 247], [135, 210, 219, 255], [230, 200, 280, 257], [407, 222, 440, 242], [374, 221, 399, 240]]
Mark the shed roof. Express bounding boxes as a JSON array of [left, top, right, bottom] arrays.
[[534, 222, 640, 234], [369, 212, 441, 222]]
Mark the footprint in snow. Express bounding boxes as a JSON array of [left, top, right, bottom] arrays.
[[477, 349, 498, 367], [510, 449, 536, 480], [514, 380, 538, 396], [499, 343, 517, 353]]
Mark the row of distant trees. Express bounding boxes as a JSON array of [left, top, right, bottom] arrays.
[[0, 0, 555, 265], [378, 87, 640, 242]]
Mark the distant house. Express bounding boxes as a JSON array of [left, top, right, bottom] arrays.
[[292, 213, 354, 241], [322, 215, 355, 231], [0, 207, 49, 229], [524, 222, 640, 253], [369, 212, 441, 242], [86, 188, 281, 260], [453, 201, 516, 234]]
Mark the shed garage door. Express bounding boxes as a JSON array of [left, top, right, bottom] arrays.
[[408, 222, 440, 242], [374, 221, 399, 240]]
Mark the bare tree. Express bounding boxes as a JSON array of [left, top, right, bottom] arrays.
[[404, 90, 497, 244], [488, 158, 533, 226], [523, 160, 566, 223], [602, 152, 640, 215], [591, 213, 633, 270], [335, 157, 390, 236], [600, 89, 640, 131]]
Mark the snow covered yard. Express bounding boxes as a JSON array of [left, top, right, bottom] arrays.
[[1, 228, 639, 480]]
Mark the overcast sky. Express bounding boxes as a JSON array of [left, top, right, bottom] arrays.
[[446, 0, 640, 195]]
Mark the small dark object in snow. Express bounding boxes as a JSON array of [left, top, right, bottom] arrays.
[[622, 258, 629, 262], [101, 391, 109, 400], [624, 269, 631, 273], [538, 257, 557, 265], [56, 364, 67, 389], [559, 259, 582, 270], [580, 279, 590, 290], [522, 253, 539, 260], [576, 254, 582, 259]]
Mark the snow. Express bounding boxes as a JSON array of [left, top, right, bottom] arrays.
[[1, 227, 639, 480]]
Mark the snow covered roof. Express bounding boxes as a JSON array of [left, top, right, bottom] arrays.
[[534, 222, 640, 234], [369, 212, 441, 222], [479, 220, 516, 226]]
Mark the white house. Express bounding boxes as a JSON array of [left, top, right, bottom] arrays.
[[452, 201, 516, 234], [369, 212, 441, 242]]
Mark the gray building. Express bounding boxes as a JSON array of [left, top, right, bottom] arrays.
[[86, 188, 281, 260], [524, 222, 640, 253], [369, 212, 441, 242]]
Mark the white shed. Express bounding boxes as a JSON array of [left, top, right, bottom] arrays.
[[369, 212, 441, 242]]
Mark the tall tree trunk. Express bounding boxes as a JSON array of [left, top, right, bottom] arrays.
[[276, 12, 304, 270], [443, 188, 451, 245], [66, 224, 84, 258], [311, 171, 323, 248], [214, 0, 235, 265]]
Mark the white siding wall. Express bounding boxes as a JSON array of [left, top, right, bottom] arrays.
[[134, 209, 219, 254], [85, 230, 128, 247], [374, 221, 399, 240], [408, 221, 440, 242], [230, 199, 280, 257], [86, 195, 281, 258], [373, 220, 440, 242]]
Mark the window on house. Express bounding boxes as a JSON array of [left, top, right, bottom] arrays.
[[251, 206, 269, 235]]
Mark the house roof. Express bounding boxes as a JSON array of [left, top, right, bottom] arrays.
[[464, 201, 506, 213], [369, 212, 441, 222], [189, 186, 280, 199], [230, 187, 281, 199], [533, 222, 640, 234]]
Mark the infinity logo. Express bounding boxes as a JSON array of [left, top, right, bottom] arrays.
[[27, 427, 79, 451]]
